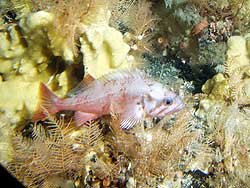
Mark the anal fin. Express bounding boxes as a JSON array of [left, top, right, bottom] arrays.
[[74, 111, 98, 126]]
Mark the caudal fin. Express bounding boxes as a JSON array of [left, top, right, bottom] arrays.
[[32, 83, 60, 121]]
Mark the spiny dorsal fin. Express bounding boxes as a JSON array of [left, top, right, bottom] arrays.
[[68, 74, 95, 97], [99, 68, 146, 84], [68, 68, 145, 97], [84, 74, 95, 85]]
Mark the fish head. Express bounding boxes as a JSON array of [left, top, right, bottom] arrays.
[[142, 82, 185, 118]]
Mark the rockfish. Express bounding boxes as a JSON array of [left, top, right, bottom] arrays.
[[33, 70, 184, 129]]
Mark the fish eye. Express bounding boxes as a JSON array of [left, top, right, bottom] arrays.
[[153, 117, 161, 124], [164, 97, 173, 105]]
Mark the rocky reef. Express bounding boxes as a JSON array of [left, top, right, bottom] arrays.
[[0, 0, 132, 173], [1, 0, 250, 188], [196, 35, 250, 187], [0, 1, 132, 128]]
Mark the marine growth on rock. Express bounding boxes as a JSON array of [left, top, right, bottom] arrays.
[[1, 0, 250, 187]]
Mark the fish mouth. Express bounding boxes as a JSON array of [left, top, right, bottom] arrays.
[[153, 102, 185, 123], [147, 96, 185, 118], [158, 102, 185, 118]]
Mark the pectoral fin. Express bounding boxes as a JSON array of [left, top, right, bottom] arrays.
[[120, 117, 141, 130], [74, 111, 98, 126], [120, 103, 144, 130]]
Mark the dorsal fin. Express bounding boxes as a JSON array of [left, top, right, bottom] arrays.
[[68, 68, 146, 97], [68, 74, 95, 97], [84, 74, 95, 85], [99, 68, 146, 83]]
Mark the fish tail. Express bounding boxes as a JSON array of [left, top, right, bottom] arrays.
[[32, 83, 61, 121]]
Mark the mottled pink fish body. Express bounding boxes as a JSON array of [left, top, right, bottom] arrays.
[[33, 70, 184, 129]]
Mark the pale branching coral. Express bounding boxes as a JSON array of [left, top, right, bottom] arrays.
[[30, 0, 109, 57], [80, 22, 130, 79], [27, 0, 133, 79], [0, 0, 132, 127], [225, 36, 250, 105], [0, 11, 79, 126]]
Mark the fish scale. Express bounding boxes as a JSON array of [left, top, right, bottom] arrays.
[[33, 69, 184, 129]]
